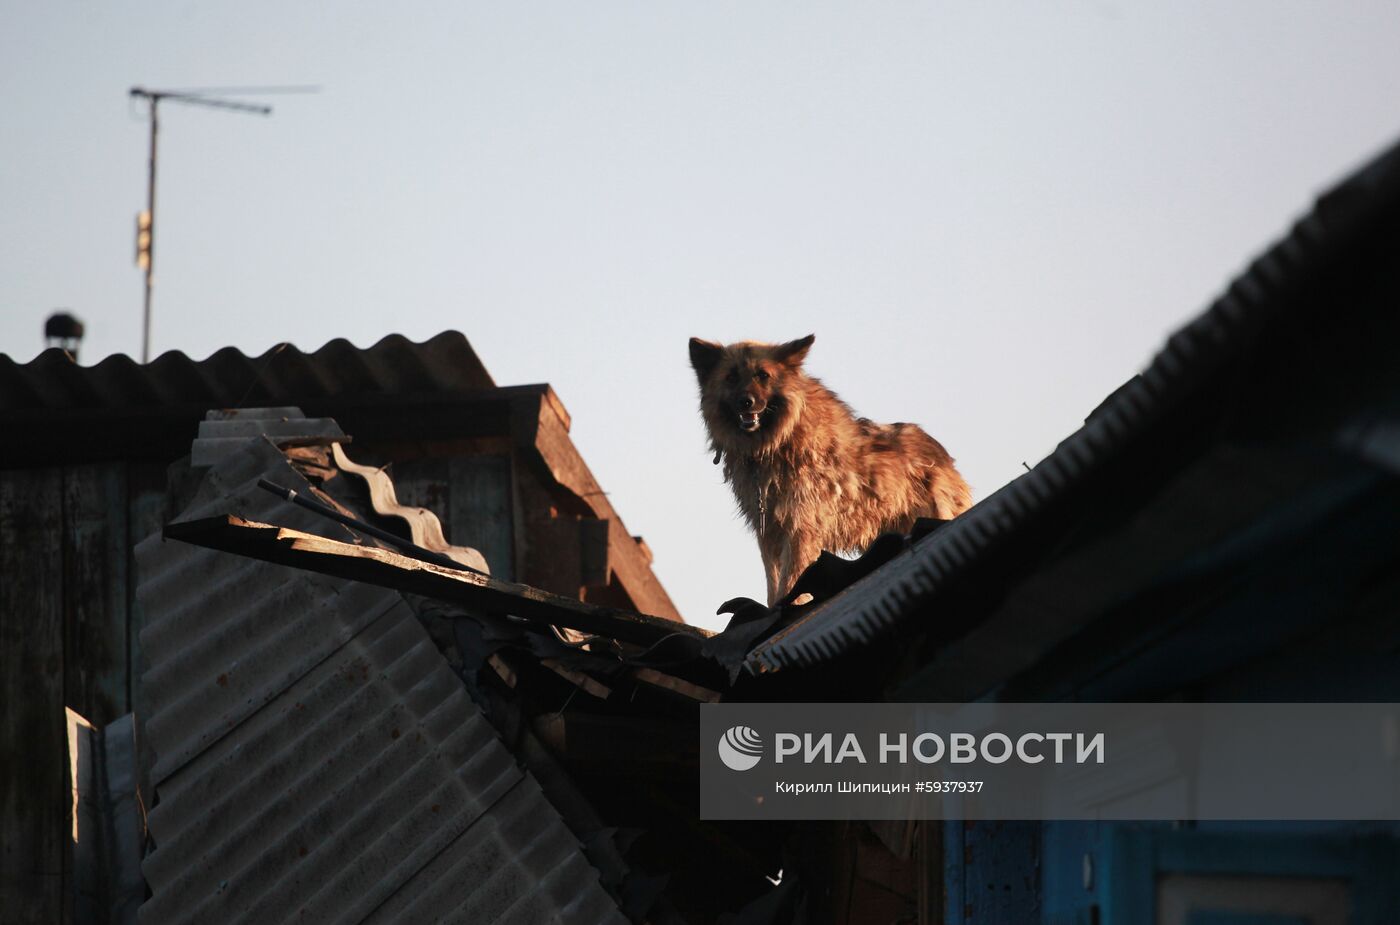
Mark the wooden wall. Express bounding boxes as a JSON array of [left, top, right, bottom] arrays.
[[0, 462, 173, 924], [0, 423, 669, 920]]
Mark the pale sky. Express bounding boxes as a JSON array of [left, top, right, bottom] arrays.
[[4, 3, 1398, 628]]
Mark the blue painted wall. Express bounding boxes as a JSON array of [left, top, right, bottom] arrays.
[[946, 821, 1400, 924]]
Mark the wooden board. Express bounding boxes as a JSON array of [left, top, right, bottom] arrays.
[[164, 515, 711, 647]]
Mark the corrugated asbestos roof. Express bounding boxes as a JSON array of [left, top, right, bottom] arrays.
[[746, 133, 1400, 674], [136, 437, 625, 924], [0, 330, 493, 412]]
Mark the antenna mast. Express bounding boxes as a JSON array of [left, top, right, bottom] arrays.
[[129, 86, 311, 363]]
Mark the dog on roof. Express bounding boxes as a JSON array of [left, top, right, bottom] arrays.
[[689, 334, 972, 606]]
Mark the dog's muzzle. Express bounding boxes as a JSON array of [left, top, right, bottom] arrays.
[[738, 410, 762, 432]]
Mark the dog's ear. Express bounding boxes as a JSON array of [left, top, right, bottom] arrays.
[[773, 334, 815, 369], [689, 338, 723, 380]]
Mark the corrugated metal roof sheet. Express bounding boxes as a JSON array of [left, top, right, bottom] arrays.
[[136, 437, 625, 924], [747, 133, 1400, 674], [0, 330, 493, 413]]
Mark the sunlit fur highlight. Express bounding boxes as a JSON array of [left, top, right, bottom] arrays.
[[690, 334, 972, 605]]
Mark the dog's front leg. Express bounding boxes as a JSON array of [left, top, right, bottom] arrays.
[[772, 542, 794, 606], [773, 536, 821, 605], [761, 537, 784, 607], [770, 539, 804, 605]]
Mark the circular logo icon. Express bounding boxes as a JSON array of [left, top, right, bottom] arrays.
[[718, 725, 764, 771]]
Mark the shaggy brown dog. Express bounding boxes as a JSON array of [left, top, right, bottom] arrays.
[[689, 334, 972, 605]]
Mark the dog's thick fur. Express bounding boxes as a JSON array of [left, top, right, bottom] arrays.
[[690, 334, 972, 605]]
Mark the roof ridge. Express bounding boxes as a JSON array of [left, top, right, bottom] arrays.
[[0, 328, 494, 413]]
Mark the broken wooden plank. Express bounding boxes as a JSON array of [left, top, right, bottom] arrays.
[[539, 659, 612, 700], [163, 515, 711, 648], [67, 709, 146, 923], [631, 667, 721, 703], [487, 653, 518, 689]]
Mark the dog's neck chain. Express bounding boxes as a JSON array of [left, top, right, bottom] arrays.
[[718, 449, 775, 534], [754, 472, 779, 535]]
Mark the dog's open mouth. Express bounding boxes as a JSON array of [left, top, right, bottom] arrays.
[[738, 411, 762, 432]]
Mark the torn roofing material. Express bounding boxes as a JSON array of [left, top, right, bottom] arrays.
[[747, 133, 1400, 674], [163, 514, 707, 648], [136, 437, 626, 924]]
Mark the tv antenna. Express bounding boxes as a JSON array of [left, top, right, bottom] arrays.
[[129, 85, 318, 363]]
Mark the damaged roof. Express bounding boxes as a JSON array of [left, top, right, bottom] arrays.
[[136, 436, 628, 924], [1, 328, 681, 622], [747, 132, 1400, 674]]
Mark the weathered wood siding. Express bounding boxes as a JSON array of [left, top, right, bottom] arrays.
[[0, 461, 171, 923], [0, 419, 673, 919], [1, 468, 67, 923]]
